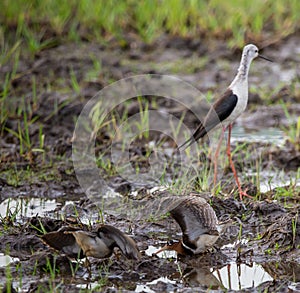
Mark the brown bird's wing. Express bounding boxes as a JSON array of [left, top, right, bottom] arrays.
[[97, 225, 141, 260], [68, 230, 114, 258], [179, 89, 238, 149], [41, 227, 83, 258], [170, 197, 218, 249]]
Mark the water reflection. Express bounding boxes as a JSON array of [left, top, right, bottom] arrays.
[[211, 263, 273, 290], [135, 263, 273, 291], [145, 244, 273, 290], [178, 263, 273, 290], [183, 267, 223, 289]]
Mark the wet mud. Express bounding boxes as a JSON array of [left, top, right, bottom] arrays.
[[0, 34, 300, 292]]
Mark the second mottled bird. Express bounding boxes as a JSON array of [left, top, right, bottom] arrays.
[[42, 224, 141, 260], [155, 195, 232, 255]]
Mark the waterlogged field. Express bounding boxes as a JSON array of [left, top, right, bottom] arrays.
[[0, 1, 300, 292]]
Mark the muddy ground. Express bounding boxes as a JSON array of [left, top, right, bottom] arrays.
[[0, 33, 300, 292]]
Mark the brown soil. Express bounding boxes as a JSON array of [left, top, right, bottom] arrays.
[[0, 34, 300, 292]]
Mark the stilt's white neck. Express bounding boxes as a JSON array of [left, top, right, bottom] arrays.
[[230, 52, 253, 87], [238, 52, 252, 77]]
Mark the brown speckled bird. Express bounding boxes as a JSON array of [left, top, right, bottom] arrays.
[[42, 224, 141, 260], [155, 196, 231, 255]]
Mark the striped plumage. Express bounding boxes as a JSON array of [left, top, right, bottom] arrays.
[[155, 195, 231, 255], [42, 224, 141, 260]]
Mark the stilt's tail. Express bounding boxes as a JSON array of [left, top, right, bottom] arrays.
[[177, 136, 197, 150]]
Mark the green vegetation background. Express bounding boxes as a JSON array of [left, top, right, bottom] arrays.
[[1, 0, 300, 53]]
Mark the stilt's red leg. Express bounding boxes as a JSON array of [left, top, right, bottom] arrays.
[[213, 127, 225, 186], [226, 124, 252, 200]]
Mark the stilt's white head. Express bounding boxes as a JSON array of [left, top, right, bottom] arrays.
[[235, 44, 272, 78], [243, 44, 272, 62], [243, 44, 259, 60]]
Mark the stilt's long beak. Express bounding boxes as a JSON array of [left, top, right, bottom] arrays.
[[258, 54, 273, 62]]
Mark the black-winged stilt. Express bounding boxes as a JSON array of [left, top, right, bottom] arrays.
[[179, 44, 272, 199]]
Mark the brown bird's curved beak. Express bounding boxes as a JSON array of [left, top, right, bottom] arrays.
[[154, 241, 185, 256], [154, 244, 170, 255], [258, 54, 273, 62]]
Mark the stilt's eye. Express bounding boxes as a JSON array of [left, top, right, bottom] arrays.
[[255, 50, 258, 53]]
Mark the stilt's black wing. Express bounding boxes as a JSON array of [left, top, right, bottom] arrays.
[[178, 89, 237, 150]]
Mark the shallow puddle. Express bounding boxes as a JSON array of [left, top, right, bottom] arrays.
[[0, 253, 19, 268], [246, 169, 299, 193], [136, 260, 273, 291], [136, 277, 177, 293], [145, 245, 177, 258], [231, 126, 285, 146], [259, 173, 299, 193], [76, 282, 103, 290], [144, 244, 274, 291], [231, 125, 298, 193], [288, 283, 300, 291], [0, 198, 59, 219], [212, 262, 273, 291]]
